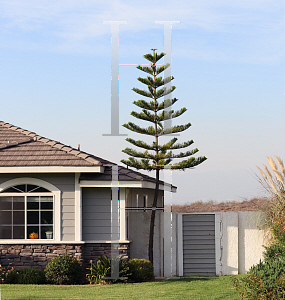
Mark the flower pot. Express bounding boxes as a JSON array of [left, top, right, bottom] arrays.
[[45, 231, 53, 239]]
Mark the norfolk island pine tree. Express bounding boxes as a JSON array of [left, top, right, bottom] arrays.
[[121, 49, 207, 266]]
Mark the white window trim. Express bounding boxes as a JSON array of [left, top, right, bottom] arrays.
[[0, 178, 61, 242]]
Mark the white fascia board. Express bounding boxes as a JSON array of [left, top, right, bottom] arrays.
[[80, 180, 177, 192], [0, 166, 104, 173], [142, 181, 177, 192], [80, 180, 144, 188]]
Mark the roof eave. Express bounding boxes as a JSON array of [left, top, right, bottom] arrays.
[[79, 180, 177, 192], [0, 166, 104, 173]]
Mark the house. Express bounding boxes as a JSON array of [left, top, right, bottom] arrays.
[[0, 121, 176, 277]]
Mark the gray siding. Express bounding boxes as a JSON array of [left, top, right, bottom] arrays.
[[0, 173, 75, 241], [126, 188, 164, 209], [82, 188, 111, 241], [183, 214, 216, 276]]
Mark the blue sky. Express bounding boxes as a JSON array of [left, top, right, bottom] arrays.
[[0, 0, 284, 204]]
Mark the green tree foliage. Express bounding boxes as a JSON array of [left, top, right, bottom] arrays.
[[121, 49, 207, 264]]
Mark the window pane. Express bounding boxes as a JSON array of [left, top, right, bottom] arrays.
[[0, 211, 12, 224], [0, 226, 12, 239], [41, 226, 53, 239], [34, 187, 50, 193], [0, 187, 16, 193], [27, 185, 39, 192], [40, 197, 53, 209], [41, 211, 53, 225], [13, 226, 25, 239], [13, 185, 26, 192], [13, 196, 25, 210], [27, 226, 39, 239], [0, 197, 12, 210], [13, 211, 25, 225], [27, 196, 39, 209], [27, 211, 39, 224]]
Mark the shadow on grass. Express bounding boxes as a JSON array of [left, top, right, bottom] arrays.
[[159, 276, 220, 284]]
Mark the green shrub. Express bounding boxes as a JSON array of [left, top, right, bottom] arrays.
[[6, 268, 45, 284], [233, 274, 285, 299], [128, 259, 154, 282], [44, 253, 82, 285], [249, 257, 285, 291], [263, 242, 285, 261], [233, 257, 285, 299], [86, 255, 131, 284], [3, 269, 19, 284]]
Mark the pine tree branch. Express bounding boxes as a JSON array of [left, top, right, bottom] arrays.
[[169, 148, 199, 158], [131, 111, 153, 122], [125, 138, 157, 150], [148, 85, 155, 97], [133, 100, 155, 111], [158, 138, 178, 150], [158, 108, 187, 121], [137, 77, 153, 86], [143, 53, 155, 63], [121, 157, 156, 170], [171, 156, 207, 170], [156, 63, 170, 75], [169, 140, 194, 150], [158, 158, 172, 166], [132, 87, 152, 98], [137, 76, 174, 89], [156, 86, 176, 99], [136, 66, 154, 75], [159, 123, 192, 135], [123, 122, 158, 136], [155, 52, 166, 62], [122, 147, 153, 159], [157, 98, 178, 111]]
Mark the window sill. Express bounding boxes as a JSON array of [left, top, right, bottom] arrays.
[[0, 240, 85, 244], [0, 240, 132, 244]]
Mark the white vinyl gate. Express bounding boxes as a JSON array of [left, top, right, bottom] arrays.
[[182, 214, 216, 276]]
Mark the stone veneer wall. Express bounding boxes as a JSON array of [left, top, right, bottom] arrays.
[[0, 243, 130, 273], [0, 244, 83, 271], [82, 243, 130, 271]]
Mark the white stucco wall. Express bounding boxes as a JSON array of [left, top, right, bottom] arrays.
[[237, 211, 270, 274], [220, 212, 239, 275], [163, 211, 177, 277], [220, 211, 269, 275], [128, 211, 163, 277]]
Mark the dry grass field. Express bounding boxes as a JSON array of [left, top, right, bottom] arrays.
[[169, 197, 267, 213]]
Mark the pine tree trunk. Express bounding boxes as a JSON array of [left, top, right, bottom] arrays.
[[149, 168, 160, 266]]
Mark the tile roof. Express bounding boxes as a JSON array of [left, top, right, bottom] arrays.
[[0, 121, 172, 187], [0, 121, 108, 167]]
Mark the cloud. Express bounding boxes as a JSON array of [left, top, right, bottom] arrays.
[[0, 0, 283, 62]]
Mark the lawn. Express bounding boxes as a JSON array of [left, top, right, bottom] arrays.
[[0, 276, 242, 300]]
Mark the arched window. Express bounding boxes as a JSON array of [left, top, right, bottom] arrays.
[[0, 184, 54, 240]]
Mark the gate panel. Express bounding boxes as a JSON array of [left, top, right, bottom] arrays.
[[183, 214, 216, 276]]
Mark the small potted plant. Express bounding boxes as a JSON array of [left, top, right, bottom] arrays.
[[43, 219, 53, 239]]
